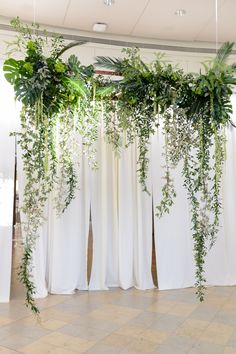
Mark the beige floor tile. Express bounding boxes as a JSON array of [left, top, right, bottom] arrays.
[[213, 309, 236, 326], [147, 300, 176, 314], [37, 295, 71, 308], [48, 348, 78, 354], [42, 332, 95, 353], [224, 347, 236, 354], [140, 328, 169, 344], [227, 329, 236, 347], [89, 304, 141, 325], [190, 306, 221, 321], [100, 333, 131, 348], [41, 319, 67, 330], [124, 337, 159, 353], [200, 322, 234, 345], [128, 311, 160, 327], [0, 318, 13, 327], [189, 341, 225, 354], [2, 321, 50, 340], [59, 323, 110, 341], [0, 334, 35, 351], [4, 285, 236, 354], [0, 347, 20, 354], [149, 313, 185, 332], [222, 301, 236, 311], [120, 350, 146, 354], [114, 324, 146, 338], [72, 316, 120, 332], [20, 341, 57, 354], [112, 295, 156, 310], [175, 319, 210, 339], [129, 288, 161, 299], [85, 343, 121, 354], [168, 302, 197, 317], [39, 308, 79, 322], [155, 334, 196, 353]]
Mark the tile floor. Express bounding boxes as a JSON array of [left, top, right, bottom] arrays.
[[1, 286, 236, 353]]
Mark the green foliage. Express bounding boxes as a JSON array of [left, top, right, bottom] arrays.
[[96, 48, 185, 193], [5, 17, 236, 312], [4, 18, 98, 314], [95, 43, 236, 300]]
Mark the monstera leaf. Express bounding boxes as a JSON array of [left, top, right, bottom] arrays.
[[3, 58, 22, 84]]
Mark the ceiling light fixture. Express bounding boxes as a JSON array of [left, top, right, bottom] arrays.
[[174, 9, 186, 16], [104, 0, 115, 6], [93, 22, 108, 32]]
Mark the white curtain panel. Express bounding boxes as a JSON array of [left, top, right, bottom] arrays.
[[18, 139, 91, 296], [89, 120, 154, 290], [151, 95, 236, 290], [205, 97, 236, 286], [151, 129, 195, 290], [47, 151, 91, 294], [12, 95, 236, 300]]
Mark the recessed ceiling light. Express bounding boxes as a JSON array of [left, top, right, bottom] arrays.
[[174, 9, 186, 16], [104, 0, 115, 6], [93, 22, 107, 32]]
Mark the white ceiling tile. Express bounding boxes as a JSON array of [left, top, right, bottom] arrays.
[[194, 0, 236, 42], [0, 0, 235, 44], [64, 0, 148, 34], [132, 0, 226, 41], [0, 0, 70, 27]]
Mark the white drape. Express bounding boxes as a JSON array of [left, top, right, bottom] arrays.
[[151, 131, 195, 290], [17, 118, 154, 298], [4, 97, 236, 301], [89, 120, 154, 290], [151, 96, 236, 290]]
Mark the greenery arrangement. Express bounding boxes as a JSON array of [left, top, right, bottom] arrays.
[[4, 18, 236, 313], [95, 43, 236, 301], [4, 18, 98, 313]]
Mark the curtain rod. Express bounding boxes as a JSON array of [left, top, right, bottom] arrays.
[[0, 22, 236, 55]]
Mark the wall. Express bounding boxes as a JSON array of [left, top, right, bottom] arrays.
[[0, 66, 20, 301]]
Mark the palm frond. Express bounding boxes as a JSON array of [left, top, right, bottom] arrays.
[[95, 56, 125, 73], [213, 42, 234, 66]]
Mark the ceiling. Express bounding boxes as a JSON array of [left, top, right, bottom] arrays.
[[0, 0, 235, 43]]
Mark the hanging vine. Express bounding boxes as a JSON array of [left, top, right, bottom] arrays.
[[4, 17, 236, 312], [4, 18, 98, 313], [95, 42, 236, 301]]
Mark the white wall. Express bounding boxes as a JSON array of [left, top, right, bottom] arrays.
[[0, 66, 20, 301]]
